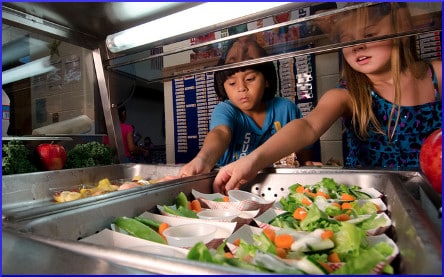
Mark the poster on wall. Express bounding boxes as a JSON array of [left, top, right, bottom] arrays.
[[172, 72, 218, 163], [416, 31, 442, 60]]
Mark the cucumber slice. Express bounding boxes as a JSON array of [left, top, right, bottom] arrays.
[[297, 256, 328, 274], [291, 236, 334, 253], [306, 239, 335, 252]]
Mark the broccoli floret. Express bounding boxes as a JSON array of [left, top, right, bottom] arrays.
[[2, 140, 38, 175], [65, 141, 113, 169]]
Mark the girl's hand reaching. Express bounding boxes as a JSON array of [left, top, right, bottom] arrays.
[[178, 155, 213, 177], [212, 156, 260, 194]]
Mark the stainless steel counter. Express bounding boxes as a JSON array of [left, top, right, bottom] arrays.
[[2, 166, 442, 274]]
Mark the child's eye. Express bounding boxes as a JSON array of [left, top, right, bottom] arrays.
[[364, 32, 375, 38], [245, 75, 256, 82]]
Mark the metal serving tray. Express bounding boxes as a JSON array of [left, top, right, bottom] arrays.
[[2, 163, 182, 222], [2, 168, 442, 274]]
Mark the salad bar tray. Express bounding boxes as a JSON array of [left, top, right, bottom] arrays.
[[2, 167, 442, 274], [2, 163, 182, 222]]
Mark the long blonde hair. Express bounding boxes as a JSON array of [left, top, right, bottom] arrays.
[[338, 3, 428, 140]]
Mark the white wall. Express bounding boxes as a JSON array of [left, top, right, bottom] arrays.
[[314, 51, 343, 165]]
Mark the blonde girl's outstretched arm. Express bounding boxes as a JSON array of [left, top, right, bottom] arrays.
[[213, 88, 352, 193]]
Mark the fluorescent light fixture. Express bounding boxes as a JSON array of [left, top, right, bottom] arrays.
[[2, 56, 56, 85], [106, 2, 290, 53]]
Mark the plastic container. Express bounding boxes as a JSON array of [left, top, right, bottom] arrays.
[[162, 223, 217, 248], [228, 190, 270, 204], [197, 209, 240, 222]]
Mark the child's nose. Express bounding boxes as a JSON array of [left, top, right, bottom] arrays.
[[352, 43, 365, 52], [237, 82, 247, 92]]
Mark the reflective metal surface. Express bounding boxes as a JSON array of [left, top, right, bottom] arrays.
[[2, 167, 442, 274]]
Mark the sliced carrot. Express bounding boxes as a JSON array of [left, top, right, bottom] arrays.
[[341, 193, 355, 201], [190, 199, 202, 212], [274, 234, 294, 249], [295, 186, 305, 193], [158, 222, 169, 238], [331, 202, 341, 209], [374, 203, 381, 211], [315, 191, 330, 199], [341, 202, 353, 210], [327, 252, 341, 263], [334, 213, 351, 221], [263, 228, 276, 242], [233, 238, 241, 246], [222, 196, 230, 202], [224, 252, 234, 259], [317, 261, 334, 273], [302, 197, 312, 206], [321, 229, 334, 240], [293, 207, 308, 220], [306, 191, 317, 198], [275, 247, 287, 259]]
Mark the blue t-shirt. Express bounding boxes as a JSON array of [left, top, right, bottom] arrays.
[[210, 97, 302, 166]]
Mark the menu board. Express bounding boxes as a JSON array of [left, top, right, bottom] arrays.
[[172, 72, 218, 163], [277, 54, 317, 117], [417, 31, 442, 60]]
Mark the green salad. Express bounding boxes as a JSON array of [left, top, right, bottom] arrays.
[[187, 223, 395, 274]]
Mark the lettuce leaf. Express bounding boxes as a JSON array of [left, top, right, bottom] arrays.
[[332, 247, 386, 274], [332, 222, 365, 258]]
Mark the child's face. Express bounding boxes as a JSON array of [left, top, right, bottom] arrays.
[[340, 15, 394, 75], [223, 69, 267, 112]]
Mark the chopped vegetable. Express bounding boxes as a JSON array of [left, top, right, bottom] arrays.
[[162, 205, 198, 218], [114, 217, 166, 244], [190, 199, 202, 212], [327, 251, 341, 263], [233, 238, 241, 246], [334, 214, 351, 221], [262, 228, 276, 242], [2, 140, 38, 175], [158, 222, 169, 238], [341, 202, 353, 210], [65, 141, 112, 169], [341, 193, 356, 201], [293, 207, 308, 220], [274, 234, 294, 249], [321, 229, 334, 240], [134, 217, 161, 230], [175, 192, 189, 209]]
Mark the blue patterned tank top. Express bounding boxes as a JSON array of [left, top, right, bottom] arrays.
[[343, 65, 442, 170]]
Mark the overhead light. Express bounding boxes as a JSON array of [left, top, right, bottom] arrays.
[[106, 2, 290, 53], [2, 56, 56, 85]]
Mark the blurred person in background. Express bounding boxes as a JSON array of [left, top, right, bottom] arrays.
[[103, 105, 148, 163]]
